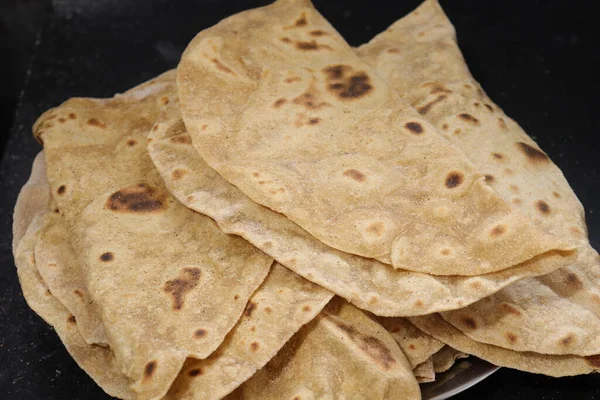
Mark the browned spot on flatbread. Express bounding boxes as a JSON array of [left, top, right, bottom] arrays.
[[366, 222, 385, 237], [553, 191, 561, 198], [308, 117, 320, 125], [57, 185, 66, 195], [584, 355, 600, 368], [302, 305, 312, 312], [343, 168, 366, 182], [498, 118, 508, 130], [293, 13, 307, 27], [170, 135, 192, 144], [164, 268, 201, 311], [100, 252, 113, 262], [194, 329, 207, 338], [87, 118, 106, 128], [273, 98, 287, 108], [512, 198, 522, 205], [126, 139, 137, 147], [408, 344, 416, 350], [54, 208, 60, 214], [509, 185, 519, 193], [234, 294, 240, 300], [414, 300, 424, 308], [442, 123, 449, 130], [58, 117, 66, 123], [458, 113, 480, 124], [73, 289, 84, 299], [565, 272, 583, 290], [484, 174, 495, 183], [560, 334, 575, 347], [264, 306, 272, 314], [500, 303, 522, 316], [492, 153, 504, 160], [160, 96, 169, 105], [292, 92, 329, 110], [387, 48, 401, 54], [445, 171, 463, 188], [334, 321, 397, 370], [67, 315, 76, 324], [245, 301, 257, 317], [280, 37, 291, 43], [295, 40, 332, 51], [517, 142, 549, 162], [68, 113, 76, 119], [417, 95, 447, 114], [309, 30, 327, 36], [484, 104, 494, 112], [188, 368, 203, 377], [284, 77, 301, 84], [440, 248, 451, 256], [211, 58, 235, 75], [460, 316, 477, 329], [324, 65, 373, 100], [172, 169, 188, 180], [250, 342, 260, 352], [505, 332, 518, 344], [429, 84, 452, 94], [474, 102, 480, 107], [469, 280, 482, 290], [536, 200, 551, 214], [490, 224, 506, 237], [144, 361, 157, 380], [106, 183, 168, 213], [405, 122, 424, 134]]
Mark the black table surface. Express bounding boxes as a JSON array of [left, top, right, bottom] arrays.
[[1, 0, 600, 398]]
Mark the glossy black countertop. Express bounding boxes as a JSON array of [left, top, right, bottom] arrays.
[[1, 0, 599, 398]]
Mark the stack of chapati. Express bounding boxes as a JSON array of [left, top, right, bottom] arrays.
[[12, 0, 599, 398]]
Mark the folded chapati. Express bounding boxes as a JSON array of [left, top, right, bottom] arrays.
[[32, 74, 273, 399], [358, 0, 600, 356], [148, 94, 573, 317], [178, 0, 574, 277], [231, 298, 421, 399]]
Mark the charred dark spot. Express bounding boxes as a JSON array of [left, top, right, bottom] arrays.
[[144, 361, 157, 379], [417, 95, 447, 114], [280, 37, 291, 43], [295, 40, 332, 51], [536, 200, 551, 214], [500, 303, 522, 316], [585, 355, 600, 369], [565, 272, 583, 290], [408, 344, 416, 350], [560, 334, 575, 346], [273, 98, 287, 108], [324, 66, 372, 100], [485, 104, 494, 112], [127, 139, 137, 147], [492, 153, 504, 160], [245, 301, 257, 317], [445, 171, 463, 188], [302, 305, 312, 312], [458, 113, 480, 124], [161, 96, 170, 105], [58, 117, 66, 123], [106, 183, 168, 213], [405, 122, 424, 134], [87, 118, 106, 128], [194, 329, 207, 338], [164, 268, 201, 311], [172, 169, 188, 180], [553, 191, 561, 198], [505, 332, 518, 343], [484, 174, 495, 183], [234, 295, 240, 300], [54, 208, 60, 213], [517, 142, 549, 162], [460, 316, 477, 329], [335, 321, 396, 370], [169, 135, 192, 144], [100, 252, 114, 262], [67, 315, 76, 324], [188, 368, 203, 377], [474, 102, 480, 107], [309, 30, 327, 36], [57, 185, 66, 195], [308, 118, 320, 125], [68, 113, 76, 119], [250, 342, 260, 352], [211, 58, 235, 75], [490, 225, 506, 237], [74, 289, 84, 299], [343, 168, 366, 182], [294, 14, 307, 27]]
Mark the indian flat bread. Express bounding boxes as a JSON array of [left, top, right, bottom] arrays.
[[178, 0, 574, 276], [35, 208, 108, 345], [148, 95, 574, 317], [431, 346, 469, 374], [413, 359, 435, 383], [410, 314, 600, 377], [376, 316, 444, 368], [358, 0, 600, 356], [13, 156, 134, 400], [231, 297, 421, 400], [32, 73, 273, 399], [165, 263, 333, 400]]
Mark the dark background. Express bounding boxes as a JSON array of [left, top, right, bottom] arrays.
[[1, 0, 599, 398]]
